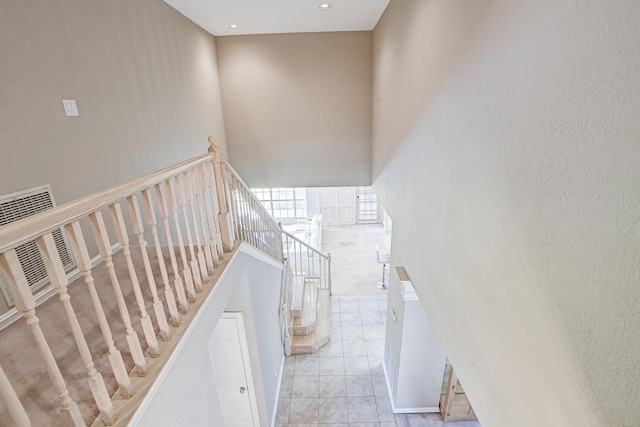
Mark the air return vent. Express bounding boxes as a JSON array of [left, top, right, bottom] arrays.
[[0, 185, 75, 306]]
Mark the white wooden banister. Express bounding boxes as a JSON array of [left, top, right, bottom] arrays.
[[0, 137, 286, 424], [0, 155, 212, 255]]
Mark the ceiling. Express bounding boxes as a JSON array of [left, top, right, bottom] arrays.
[[163, 0, 390, 37]]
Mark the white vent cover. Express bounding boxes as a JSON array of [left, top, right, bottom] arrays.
[[0, 185, 75, 306]]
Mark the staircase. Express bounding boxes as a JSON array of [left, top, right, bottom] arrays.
[[281, 228, 332, 355]]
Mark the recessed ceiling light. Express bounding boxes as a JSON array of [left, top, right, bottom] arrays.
[[319, 3, 331, 10], [228, 24, 239, 29]]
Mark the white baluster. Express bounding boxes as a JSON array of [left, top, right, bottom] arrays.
[[155, 183, 189, 312], [165, 179, 197, 302], [65, 221, 133, 399], [0, 249, 85, 426], [183, 170, 209, 284], [209, 137, 234, 252], [233, 178, 243, 242], [198, 164, 220, 268], [175, 174, 203, 292], [0, 362, 31, 427], [203, 161, 224, 260], [191, 168, 215, 275], [140, 189, 180, 327], [127, 195, 171, 342], [89, 211, 147, 375], [36, 233, 116, 424], [108, 202, 160, 356]]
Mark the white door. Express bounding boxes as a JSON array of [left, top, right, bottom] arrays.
[[356, 187, 379, 224], [209, 313, 259, 426], [319, 187, 356, 224]]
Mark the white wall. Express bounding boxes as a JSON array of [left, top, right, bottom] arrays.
[[372, 1, 640, 426], [130, 244, 284, 426], [216, 32, 372, 188]]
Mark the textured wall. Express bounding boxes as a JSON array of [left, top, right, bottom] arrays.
[[372, 0, 640, 426], [0, 0, 227, 201], [216, 32, 372, 187]]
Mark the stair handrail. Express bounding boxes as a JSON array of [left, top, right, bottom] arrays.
[[280, 227, 332, 295], [0, 136, 284, 426], [209, 137, 283, 261]]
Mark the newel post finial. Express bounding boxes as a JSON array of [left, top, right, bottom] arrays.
[[208, 135, 219, 156]]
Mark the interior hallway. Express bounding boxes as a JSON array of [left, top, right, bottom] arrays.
[[275, 224, 481, 426]]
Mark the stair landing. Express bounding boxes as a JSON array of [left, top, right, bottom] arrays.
[[291, 287, 330, 355]]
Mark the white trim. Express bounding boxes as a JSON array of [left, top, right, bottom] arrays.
[[271, 354, 285, 427], [0, 242, 121, 331], [382, 358, 439, 414]]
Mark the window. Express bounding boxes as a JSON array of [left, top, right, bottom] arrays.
[[252, 187, 307, 220]]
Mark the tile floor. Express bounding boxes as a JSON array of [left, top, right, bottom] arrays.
[[275, 294, 481, 427], [275, 224, 480, 427]]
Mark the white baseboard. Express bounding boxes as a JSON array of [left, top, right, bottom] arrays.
[[271, 353, 286, 427], [0, 243, 121, 331]]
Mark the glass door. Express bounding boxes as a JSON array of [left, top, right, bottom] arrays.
[[356, 186, 379, 224]]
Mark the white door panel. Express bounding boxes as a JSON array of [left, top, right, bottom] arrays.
[[209, 315, 259, 426]]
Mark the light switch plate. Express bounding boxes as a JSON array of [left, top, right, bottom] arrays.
[[62, 99, 79, 117]]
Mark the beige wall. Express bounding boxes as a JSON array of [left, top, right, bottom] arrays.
[[0, 0, 227, 201], [216, 32, 372, 188], [373, 1, 640, 426], [0, 0, 227, 314]]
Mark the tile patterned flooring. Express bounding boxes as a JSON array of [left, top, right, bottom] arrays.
[[275, 225, 480, 427], [276, 294, 481, 426]]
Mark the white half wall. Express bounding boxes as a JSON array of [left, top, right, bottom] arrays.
[[372, 1, 640, 426], [130, 244, 284, 426]]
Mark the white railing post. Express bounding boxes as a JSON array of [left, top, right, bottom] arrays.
[[65, 220, 133, 399], [165, 179, 197, 303], [89, 211, 148, 375], [183, 170, 209, 285], [203, 161, 225, 260], [191, 168, 215, 274], [0, 249, 85, 427], [154, 182, 190, 313], [208, 136, 234, 252], [108, 202, 161, 356], [127, 194, 172, 342], [175, 174, 204, 293], [140, 189, 181, 327], [0, 363, 31, 427], [36, 232, 116, 425]]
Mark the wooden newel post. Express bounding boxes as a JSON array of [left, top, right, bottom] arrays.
[[209, 136, 235, 252]]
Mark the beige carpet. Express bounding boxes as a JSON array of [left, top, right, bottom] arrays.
[[0, 247, 171, 426]]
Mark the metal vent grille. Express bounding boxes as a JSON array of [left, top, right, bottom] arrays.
[[0, 185, 74, 306]]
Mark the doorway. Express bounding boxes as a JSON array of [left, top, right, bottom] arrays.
[[356, 186, 379, 224]]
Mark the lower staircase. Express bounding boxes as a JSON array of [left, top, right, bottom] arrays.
[[290, 276, 330, 354], [281, 228, 332, 355]]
